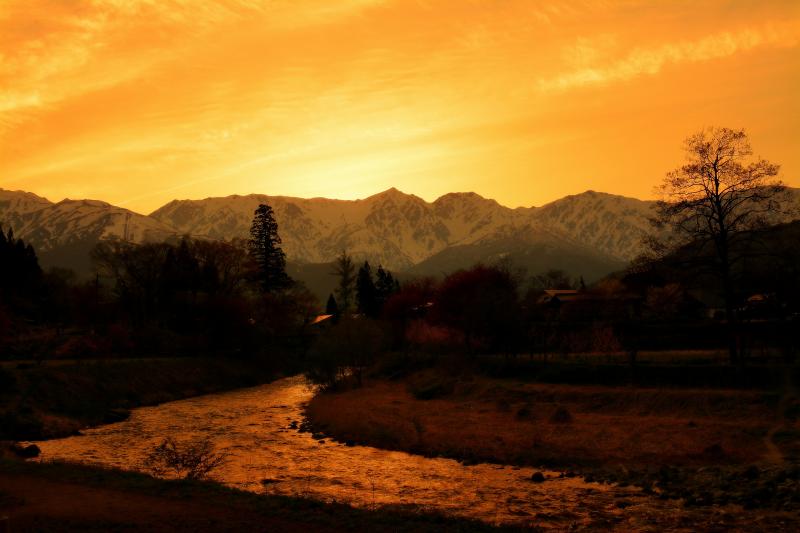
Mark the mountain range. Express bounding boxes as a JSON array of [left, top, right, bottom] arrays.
[[2, 187, 798, 294]]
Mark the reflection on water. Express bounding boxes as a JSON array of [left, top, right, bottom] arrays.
[[32, 376, 685, 528]]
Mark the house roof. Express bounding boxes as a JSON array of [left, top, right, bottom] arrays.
[[309, 314, 334, 326], [539, 289, 581, 304], [543, 289, 579, 297]]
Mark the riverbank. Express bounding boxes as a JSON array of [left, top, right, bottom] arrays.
[[0, 459, 508, 532], [0, 357, 282, 441], [305, 370, 800, 512]]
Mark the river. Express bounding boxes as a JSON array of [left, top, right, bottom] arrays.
[[31, 376, 707, 529]]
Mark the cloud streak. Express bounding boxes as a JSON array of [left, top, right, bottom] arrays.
[[539, 21, 800, 92], [0, 0, 384, 123]]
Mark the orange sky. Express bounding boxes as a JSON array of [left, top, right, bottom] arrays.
[[1, 0, 799, 213]]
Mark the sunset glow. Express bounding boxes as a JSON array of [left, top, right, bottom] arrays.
[[2, 0, 799, 212]]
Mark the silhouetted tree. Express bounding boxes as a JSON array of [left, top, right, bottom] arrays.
[[649, 127, 789, 363], [332, 251, 355, 313], [0, 224, 42, 301], [375, 265, 399, 312], [92, 240, 171, 324], [193, 238, 250, 296], [325, 293, 339, 316], [306, 317, 385, 389], [356, 261, 379, 317], [531, 269, 574, 291], [247, 203, 291, 293], [431, 265, 522, 353]]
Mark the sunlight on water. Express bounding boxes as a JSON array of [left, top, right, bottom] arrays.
[[32, 376, 689, 529]]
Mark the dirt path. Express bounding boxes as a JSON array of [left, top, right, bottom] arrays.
[[0, 472, 327, 532]]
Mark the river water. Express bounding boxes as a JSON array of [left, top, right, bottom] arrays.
[[31, 376, 710, 530]]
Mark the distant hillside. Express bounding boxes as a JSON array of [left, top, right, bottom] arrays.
[[408, 228, 626, 283]]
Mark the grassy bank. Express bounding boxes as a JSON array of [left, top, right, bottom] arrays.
[[0, 459, 509, 532], [305, 370, 800, 510], [477, 357, 800, 389], [0, 357, 282, 441]]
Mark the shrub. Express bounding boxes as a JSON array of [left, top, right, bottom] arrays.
[[408, 375, 455, 400], [549, 405, 573, 424], [495, 398, 511, 412], [516, 405, 534, 420], [0, 408, 44, 440], [143, 437, 229, 480], [305, 318, 386, 390], [405, 320, 462, 352]]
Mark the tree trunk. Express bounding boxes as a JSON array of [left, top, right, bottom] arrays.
[[721, 259, 739, 365]]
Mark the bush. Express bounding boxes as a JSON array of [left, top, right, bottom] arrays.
[[408, 374, 455, 400], [549, 405, 573, 424], [143, 437, 229, 480], [305, 318, 386, 390], [0, 407, 44, 440], [516, 405, 534, 420]]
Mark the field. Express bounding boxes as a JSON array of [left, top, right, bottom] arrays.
[[307, 370, 790, 466], [306, 368, 800, 510]]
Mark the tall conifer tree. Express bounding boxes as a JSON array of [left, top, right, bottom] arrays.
[[247, 203, 291, 292]]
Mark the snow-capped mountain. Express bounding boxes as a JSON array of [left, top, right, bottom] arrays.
[[1, 193, 177, 249], [150, 188, 449, 269], [0, 191, 180, 272], [5, 185, 795, 280], [150, 188, 654, 270], [529, 191, 655, 262], [151, 188, 523, 270], [0, 189, 52, 233]]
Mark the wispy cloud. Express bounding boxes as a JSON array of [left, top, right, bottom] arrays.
[[0, 0, 384, 124], [538, 21, 800, 92]]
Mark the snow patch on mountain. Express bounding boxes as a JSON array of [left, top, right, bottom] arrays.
[[530, 191, 655, 262]]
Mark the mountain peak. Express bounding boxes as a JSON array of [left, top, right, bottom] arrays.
[[365, 187, 426, 205], [0, 188, 52, 204], [369, 187, 405, 199], [434, 191, 495, 204], [55, 198, 113, 209]]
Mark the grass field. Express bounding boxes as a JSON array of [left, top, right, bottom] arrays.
[[306, 369, 787, 467]]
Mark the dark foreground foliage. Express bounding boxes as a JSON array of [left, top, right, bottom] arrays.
[[0, 459, 516, 532], [0, 358, 281, 440]]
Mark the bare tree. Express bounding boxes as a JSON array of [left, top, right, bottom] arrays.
[[649, 127, 789, 363]]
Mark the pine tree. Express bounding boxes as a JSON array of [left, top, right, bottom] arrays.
[[356, 261, 378, 317], [325, 293, 339, 316], [175, 237, 200, 292], [332, 251, 355, 312], [0, 225, 42, 296], [0, 225, 7, 286], [247, 203, 292, 293], [375, 265, 399, 311]]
